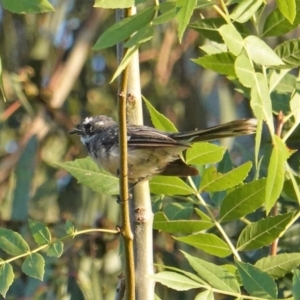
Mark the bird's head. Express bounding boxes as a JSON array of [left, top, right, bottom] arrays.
[[69, 115, 116, 143]]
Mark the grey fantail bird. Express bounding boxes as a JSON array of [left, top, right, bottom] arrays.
[[69, 115, 257, 183]]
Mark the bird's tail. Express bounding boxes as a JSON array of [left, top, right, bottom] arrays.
[[170, 119, 257, 143]]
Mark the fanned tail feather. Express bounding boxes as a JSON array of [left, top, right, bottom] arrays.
[[170, 119, 257, 143]]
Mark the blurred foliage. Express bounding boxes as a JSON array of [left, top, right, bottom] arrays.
[[0, 2, 123, 299], [2, 0, 300, 299]]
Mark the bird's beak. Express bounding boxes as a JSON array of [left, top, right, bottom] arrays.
[[69, 126, 82, 135]]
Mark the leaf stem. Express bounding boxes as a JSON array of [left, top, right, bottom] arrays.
[[0, 228, 118, 266], [214, 0, 230, 23], [188, 177, 241, 261], [213, 4, 230, 23]]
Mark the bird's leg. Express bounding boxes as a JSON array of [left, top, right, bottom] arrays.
[[129, 180, 140, 190], [116, 166, 142, 202], [116, 179, 144, 203], [116, 193, 132, 204]]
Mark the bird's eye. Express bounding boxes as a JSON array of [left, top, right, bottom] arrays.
[[84, 123, 92, 133]]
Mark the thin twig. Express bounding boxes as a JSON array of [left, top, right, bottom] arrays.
[[118, 8, 135, 300], [188, 177, 242, 261]]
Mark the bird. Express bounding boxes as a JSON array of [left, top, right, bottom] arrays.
[[69, 115, 257, 183]]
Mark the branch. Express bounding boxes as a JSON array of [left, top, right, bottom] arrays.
[[117, 8, 135, 300], [124, 7, 155, 300]]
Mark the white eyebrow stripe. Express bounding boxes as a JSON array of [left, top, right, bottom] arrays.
[[95, 121, 105, 126], [83, 117, 94, 124]]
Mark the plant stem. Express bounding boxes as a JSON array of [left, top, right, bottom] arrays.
[[117, 8, 136, 297], [188, 177, 242, 261], [0, 228, 118, 266], [124, 6, 155, 299], [117, 8, 135, 300]]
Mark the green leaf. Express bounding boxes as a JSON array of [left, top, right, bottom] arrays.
[[236, 212, 295, 251], [276, 0, 296, 24], [255, 253, 300, 279], [194, 0, 214, 10], [143, 97, 178, 132], [153, 212, 213, 234], [262, 6, 300, 37], [269, 70, 296, 94], [235, 53, 256, 88], [282, 178, 300, 202], [194, 208, 212, 222], [265, 135, 291, 214], [236, 261, 277, 299], [22, 253, 45, 281], [250, 73, 274, 133], [175, 233, 232, 257], [150, 176, 194, 195], [280, 222, 300, 249], [151, 271, 202, 291], [275, 39, 300, 67], [185, 142, 225, 165], [54, 157, 119, 195], [219, 178, 266, 222], [222, 264, 239, 278], [1, 0, 54, 13], [195, 290, 214, 300], [244, 36, 284, 66], [230, 0, 263, 23], [47, 241, 64, 258], [183, 251, 240, 293], [124, 25, 154, 48], [192, 52, 236, 76], [65, 220, 75, 235], [219, 24, 244, 56], [200, 43, 228, 55], [110, 45, 139, 82], [155, 264, 208, 285], [199, 162, 252, 193], [0, 263, 14, 298], [94, 0, 146, 8], [272, 91, 294, 116], [93, 7, 155, 50], [217, 150, 234, 173], [0, 228, 29, 255], [28, 219, 51, 245], [152, 2, 176, 25], [164, 202, 193, 220], [290, 89, 300, 122], [176, 0, 197, 43], [190, 17, 250, 43], [293, 269, 300, 300], [190, 18, 225, 43]]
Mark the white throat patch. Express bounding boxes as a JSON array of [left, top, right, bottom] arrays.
[[80, 135, 95, 144]]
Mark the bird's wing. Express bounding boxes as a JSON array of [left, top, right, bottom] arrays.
[[100, 124, 188, 148], [126, 125, 189, 148]]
